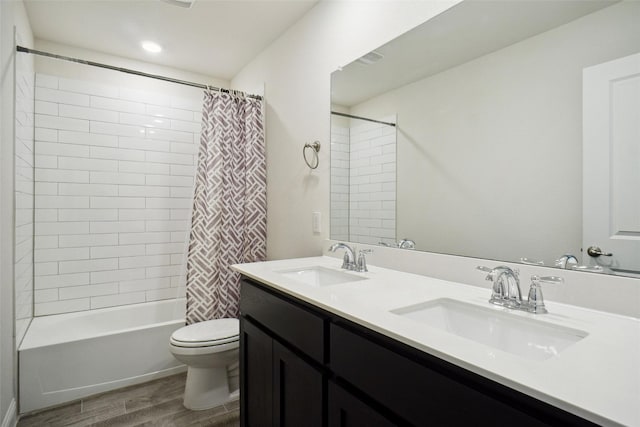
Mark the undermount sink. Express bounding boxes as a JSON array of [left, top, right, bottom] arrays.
[[391, 298, 587, 361], [277, 266, 368, 287]]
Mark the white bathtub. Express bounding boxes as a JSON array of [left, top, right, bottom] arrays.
[[18, 299, 187, 413]]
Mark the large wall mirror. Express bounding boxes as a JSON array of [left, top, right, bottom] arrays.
[[330, 0, 640, 278]]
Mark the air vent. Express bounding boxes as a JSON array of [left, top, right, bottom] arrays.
[[356, 51, 384, 65]]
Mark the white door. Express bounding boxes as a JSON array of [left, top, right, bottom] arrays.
[[583, 53, 640, 274]]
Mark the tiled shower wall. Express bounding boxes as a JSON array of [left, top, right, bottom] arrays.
[[15, 49, 35, 342], [33, 73, 202, 316], [330, 117, 397, 245]]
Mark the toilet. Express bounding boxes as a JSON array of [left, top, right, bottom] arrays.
[[169, 318, 240, 410]]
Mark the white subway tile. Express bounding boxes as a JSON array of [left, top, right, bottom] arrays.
[[170, 164, 195, 176], [118, 160, 171, 175], [119, 255, 171, 269], [36, 141, 90, 158], [58, 130, 118, 147], [90, 221, 145, 233], [118, 137, 170, 152], [146, 265, 181, 278], [36, 195, 89, 209], [35, 87, 90, 107], [35, 221, 90, 235], [170, 120, 201, 133], [59, 77, 118, 98], [90, 171, 144, 185], [146, 243, 186, 255], [146, 174, 193, 187], [170, 187, 193, 198], [58, 209, 118, 221], [119, 277, 170, 293], [59, 157, 119, 172], [91, 121, 145, 138], [35, 262, 58, 276], [146, 105, 193, 121], [36, 114, 89, 132], [146, 287, 185, 301], [90, 146, 145, 161], [59, 258, 118, 274], [170, 209, 191, 220], [35, 128, 58, 142], [35, 236, 58, 249], [171, 231, 188, 243], [146, 128, 193, 143], [145, 220, 187, 232], [35, 155, 58, 169], [35, 298, 89, 316], [36, 74, 58, 89], [119, 232, 171, 245], [171, 96, 201, 111], [91, 96, 145, 114], [90, 196, 145, 209], [91, 245, 145, 259], [35, 209, 58, 222], [120, 113, 170, 129], [59, 104, 119, 123], [90, 292, 146, 309], [59, 283, 118, 300], [170, 254, 185, 265], [120, 87, 170, 106], [34, 247, 89, 262], [90, 268, 145, 284], [35, 273, 90, 289], [35, 100, 58, 116], [118, 208, 169, 221], [35, 289, 59, 303], [35, 182, 58, 195], [146, 197, 192, 209], [59, 233, 118, 248], [35, 169, 89, 184], [118, 185, 169, 198], [59, 183, 118, 197]]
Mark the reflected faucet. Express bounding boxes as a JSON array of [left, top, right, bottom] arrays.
[[555, 254, 579, 269], [329, 243, 357, 271]]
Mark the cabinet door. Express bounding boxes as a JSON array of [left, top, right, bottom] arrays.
[[241, 318, 273, 427], [328, 381, 397, 427], [273, 341, 323, 427]]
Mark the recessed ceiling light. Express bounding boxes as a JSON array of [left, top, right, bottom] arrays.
[[142, 41, 162, 53]]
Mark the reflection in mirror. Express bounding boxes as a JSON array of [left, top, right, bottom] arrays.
[[330, 0, 640, 278]]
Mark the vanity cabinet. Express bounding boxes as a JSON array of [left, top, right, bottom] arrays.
[[239, 278, 598, 427]]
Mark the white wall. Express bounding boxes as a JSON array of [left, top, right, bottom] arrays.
[[349, 1, 640, 266], [231, 0, 462, 260], [1, 1, 33, 424]]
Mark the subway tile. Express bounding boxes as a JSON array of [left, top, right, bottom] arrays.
[[36, 114, 89, 132], [35, 235, 58, 249], [35, 100, 58, 116], [35, 221, 90, 235], [170, 253, 185, 265], [34, 262, 58, 276], [146, 104, 193, 121], [90, 96, 145, 114], [59, 77, 118, 98], [59, 258, 119, 274], [58, 130, 118, 147], [119, 277, 170, 293], [35, 209, 58, 222], [90, 292, 146, 309], [35, 182, 58, 195], [118, 160, 171, 175], [59, 156, 119, 172], [59, 233, 118, 248], [90, 121, 146, 138], [118, 185, 169, 198], [118, 208, 169, 221], [146, 128, 193, 143], [170, 96, 201, 111], [90, 171, 145, 185], [145, 242, 186, 255], [35, 298, 90, 316], [170, 187, 193, 198], [34, 247, 89, 262], [90, 268, 146, 284], [59, 283, 119, 300], [91, 244, 145, 259], [35, 272, 90, 289], [90, 146, 145, 161], [90, 221, 145, 233], [90, 196, 145, 209], [35, 169, 89, 184], [35, 154, 58, 169], [36, 74, 58, 89], [59, 183, 118, 196], [120, 113, 170, 129], [146, 265, 181, 278], [58, 209, 118, 221], [35, 289, 59, 303], [146, 287, 185, 301], [35, 87, 90, 107], [170, 120, 201, 133], [119, 232, 171, 245], [171, 231, 188, 243], [119, 254, 171, 269], [36, 141, 90, 158], [35, 127, 58, 142], [118, 137, 170, 152], [170, 164, 195, 176], [59, 104, 119, 123], [170, 209, 191, 220], [36, 195, 89, 209], [146, 174, 193, 187], [146, 197, 192, 209], [120, 87, 170, 106]]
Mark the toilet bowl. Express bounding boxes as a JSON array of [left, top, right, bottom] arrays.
[[169, 318, 239, 410]]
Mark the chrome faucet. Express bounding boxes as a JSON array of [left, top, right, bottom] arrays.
[[329, 243, 357, 271], [477, 266, 563, 314], [555, 254, 578, 269]]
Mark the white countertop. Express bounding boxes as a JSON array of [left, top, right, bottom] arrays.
[[233, 256, 640, 427]]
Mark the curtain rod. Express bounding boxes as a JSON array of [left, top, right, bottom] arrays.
[[330, 111, 396, 127], [16, 45, 263, 101]]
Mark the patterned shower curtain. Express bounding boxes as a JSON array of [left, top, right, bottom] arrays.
[[186, 90, 266, 324]]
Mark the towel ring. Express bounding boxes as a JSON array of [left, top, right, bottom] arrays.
[[303, 141, 321, 169]]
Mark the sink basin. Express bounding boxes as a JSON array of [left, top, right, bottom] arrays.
[[277, 266, 367, 287], [390, 298, 587, 361]]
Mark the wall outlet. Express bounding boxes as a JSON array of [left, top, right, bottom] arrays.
[[312, 211, 322, 233]]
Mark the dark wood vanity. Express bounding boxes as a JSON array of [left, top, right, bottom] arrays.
[[239, 277, 599, 427]]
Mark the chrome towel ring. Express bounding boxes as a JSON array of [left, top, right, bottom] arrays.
[[303, 141, 321, 169]]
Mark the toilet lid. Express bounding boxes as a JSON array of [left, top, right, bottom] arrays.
[[171, 318, 239, 347]]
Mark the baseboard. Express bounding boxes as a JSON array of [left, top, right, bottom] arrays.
[[1, 399, 17, 427]]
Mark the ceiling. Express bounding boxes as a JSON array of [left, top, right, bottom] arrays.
[[23, 0, 319, 80]]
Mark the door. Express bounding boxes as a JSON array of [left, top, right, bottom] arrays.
[[241, 318, 273, 427], [328, 381, 397, 427], [583, 52, 640, 274]]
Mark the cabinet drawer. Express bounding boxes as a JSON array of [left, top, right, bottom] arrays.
[[330, 323, 573, 427], [240, 279, 325, 363]]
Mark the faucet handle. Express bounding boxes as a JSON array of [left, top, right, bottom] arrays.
[[526, 275, 563, 314], [356, 249, 372, 272]]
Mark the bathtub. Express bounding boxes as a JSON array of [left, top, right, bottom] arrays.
[[18, 299, 187, 413]]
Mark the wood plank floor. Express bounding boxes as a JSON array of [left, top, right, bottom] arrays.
[[17, 373, 240, 427]]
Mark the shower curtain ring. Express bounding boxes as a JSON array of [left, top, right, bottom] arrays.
[[303, 141, 321, 169]]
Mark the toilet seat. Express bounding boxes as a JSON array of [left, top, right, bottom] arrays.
[[170, 318, 239, 348]]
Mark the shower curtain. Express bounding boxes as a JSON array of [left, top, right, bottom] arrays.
[[186, 90, 266, 324]]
